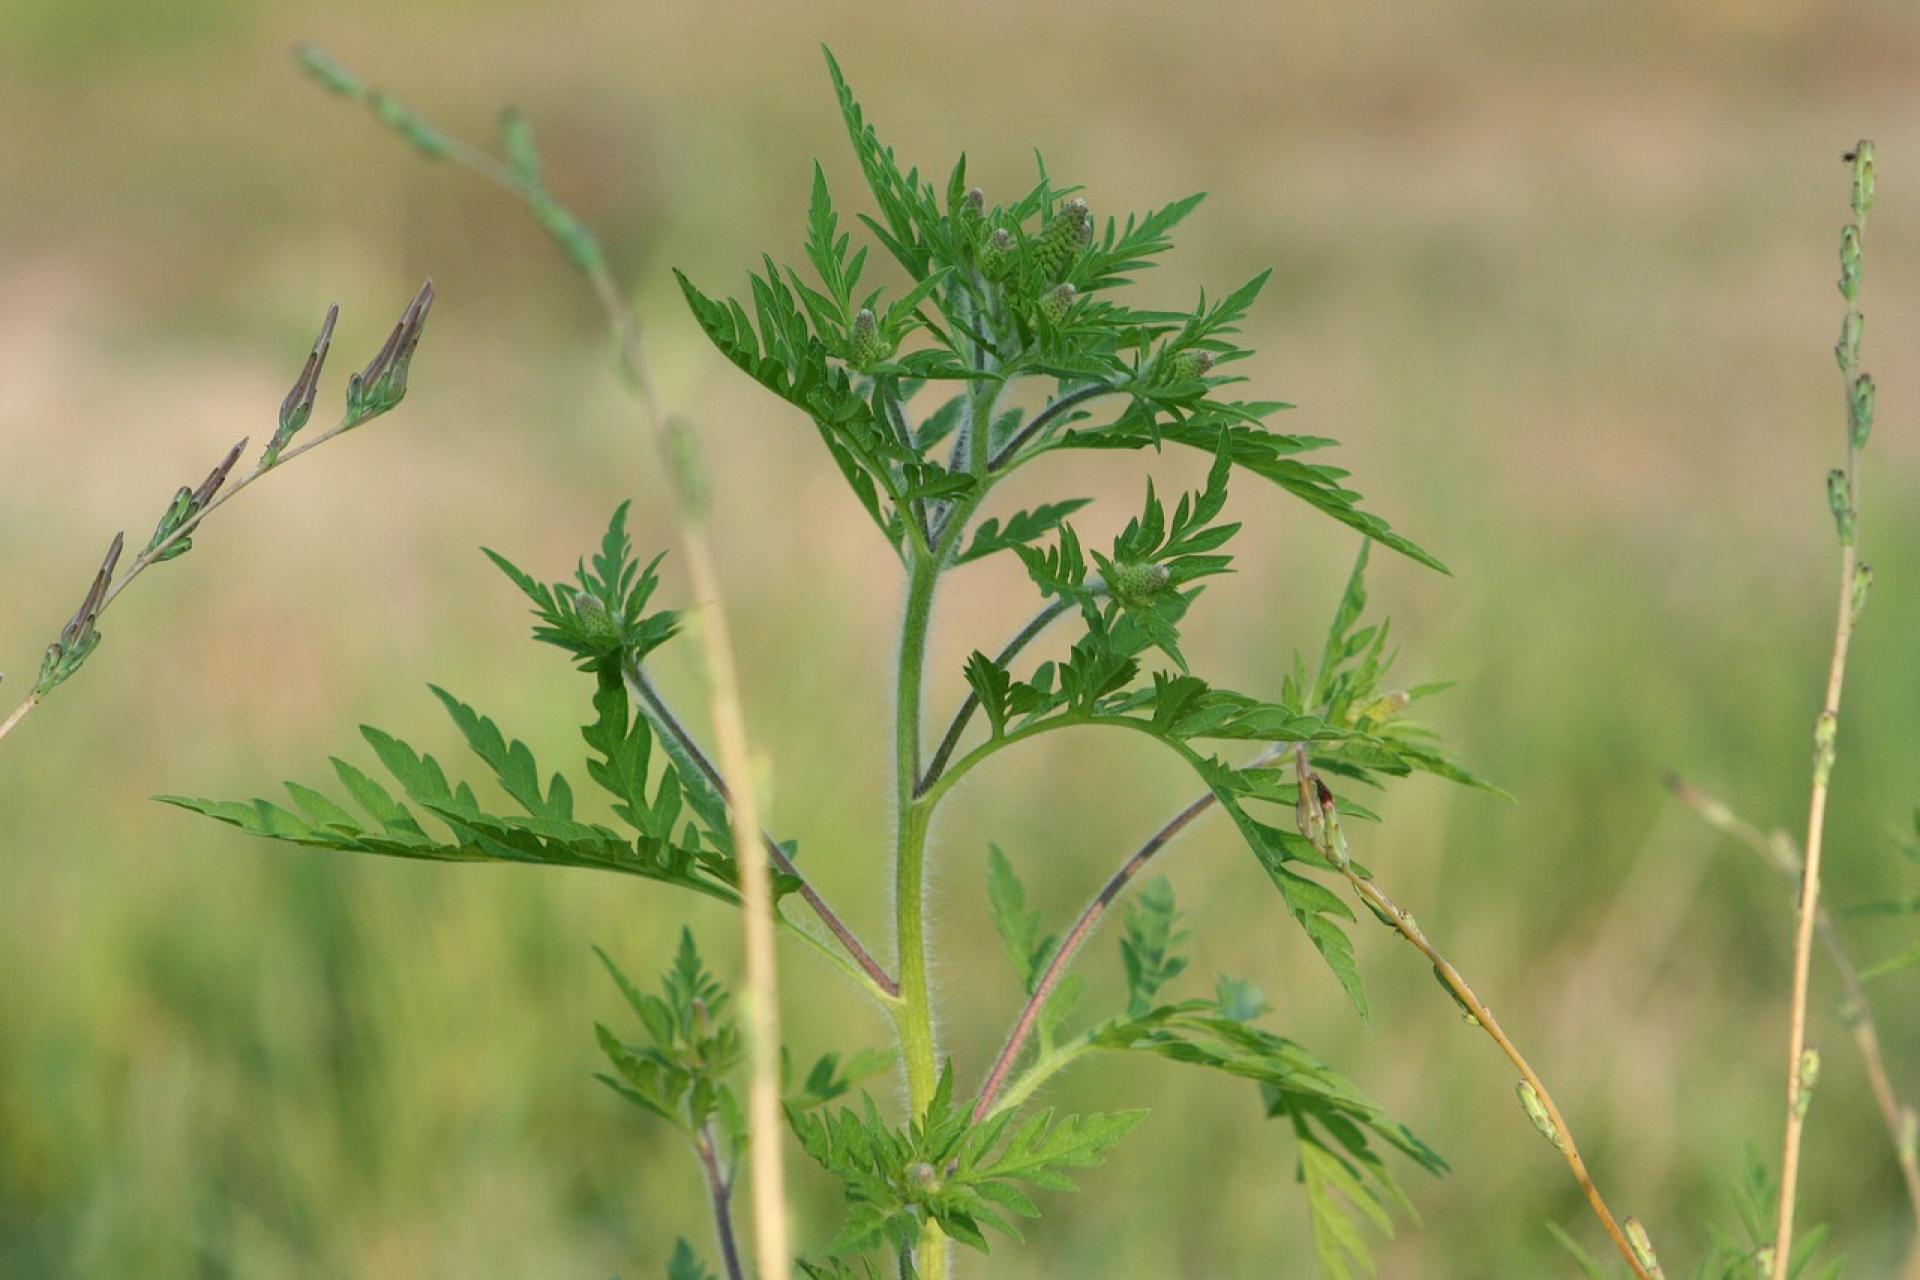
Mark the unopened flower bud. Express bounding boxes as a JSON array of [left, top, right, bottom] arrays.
[[1827, 468, 1853, 544], [1847, 139, 1875, 218], [1839, 224, 1863, 302], [1849, 371, 1875, 450], [980, 228, 1014, 281], [1032, 197, 1091, 283], [573, 590, 618, 642], [1517, 1081, 1567, 1152], [1107, 559, 1169, 605], [1039, 282, 1077, 324], [1834, 310, 1862, 373], [849, 308, 889, 368], [1167, 348, 1216, 382]]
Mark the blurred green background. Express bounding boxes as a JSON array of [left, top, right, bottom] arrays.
[[4, 1, 1920, 1275]]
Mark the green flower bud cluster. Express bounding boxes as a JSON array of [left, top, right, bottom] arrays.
[[1038, 282, 1077, 324], [1165, 348, 1216, 383], [1105, 559, 1169, 606], [1031, 197, 1092, 284], [979, 228, 1014, 281], [572, 589, 620, 644], [849, 307, 891, 369]]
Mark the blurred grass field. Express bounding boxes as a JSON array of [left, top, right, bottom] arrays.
[[5, 1, 1920, 1275]]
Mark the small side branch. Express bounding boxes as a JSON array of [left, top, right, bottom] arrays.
[[970, 746, 1285, 1122], [986, 383, 1117, 473], [694, 1121, 747, 1280], [1294, 750, 1657, 1279], [918, 598, 1072, 797], [630, 663, 899, 999]]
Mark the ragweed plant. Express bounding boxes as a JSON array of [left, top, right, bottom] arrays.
[[161, 46, 1708, 1280]]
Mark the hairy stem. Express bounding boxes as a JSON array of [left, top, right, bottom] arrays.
[[894, 553, 947, 1279], [894, 556, 942, 1107]]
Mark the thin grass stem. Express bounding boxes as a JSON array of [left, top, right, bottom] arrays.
[[1665, 773, 1920, 1267], [1771, 141, 1877, 1280]]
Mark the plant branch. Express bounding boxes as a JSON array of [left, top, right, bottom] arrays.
[[971, 775, 1231, 1122], [986, 382, 1118, 473], [877, 379, 934, 548], [1292, 750, 1655, 1279], [695, 1120, 747, 1280], [917, 597, 1073, 796], [1, 283, 433, 749], [629, 662, 900, 999]]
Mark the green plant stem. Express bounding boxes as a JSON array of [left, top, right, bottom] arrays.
[[1665, 774, 1920, 1271], [893, 552, 947, 1279], [893, 556, 942, 1109]]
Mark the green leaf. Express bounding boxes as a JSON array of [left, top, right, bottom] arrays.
[[483, 503, 679, 673], [962, 652, 1013, 739], [792, 1064, 1143, 1262], [787, 1046, 899, 1112], [957, 500, 1093, 566], [823, 47, 940, 280], [1299, 1130, 1396, 1280], [594, 932, 743, 1140], [987, 845, 1056, 993], [1059, 416, 1447, 573], [1082, 995, 1438, 1279], [665, 1238, 717, 1280], [1119, 877, 1189, 1017], [161, 688, 742, 903], [1196, 772, 1367, 1017]]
